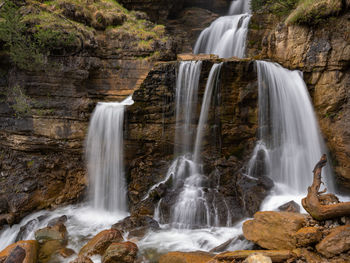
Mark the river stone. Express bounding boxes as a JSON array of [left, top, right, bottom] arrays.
[[112, 215, 159, 238], [159, 251, 213, 263], [34, 223, 68, 245], [278, 201, 300, 213], [294, 227, 322, 247], [47, 215, 67, 227], [243, 211, 307, 250], [4, 246, 26, 263], [102, 242, 138, 263], [79, 229, 123, 257], [0, 240, 38, 263], [210, 250, 294, 263], [316, 225, 350, 258], [243, 253, 272, 263], [69, 256, 94, 263]]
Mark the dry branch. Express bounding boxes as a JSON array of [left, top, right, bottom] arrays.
[[302, 154, 350, 220]]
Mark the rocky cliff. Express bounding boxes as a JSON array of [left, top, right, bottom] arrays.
[[124, 56, 273, 224], [247, 4, 350, 191]]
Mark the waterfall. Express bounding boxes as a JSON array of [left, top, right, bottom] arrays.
[[174, 61, 202, 154], [250, 61, 333, 193], [85, 96, 134, 212], [193, 0, 251, 58]]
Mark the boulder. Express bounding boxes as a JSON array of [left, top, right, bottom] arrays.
[[243, 253, 272, 263], [38, 240, 63, 263], [34, 223, 68, 245], [243, 212, 307, 250], [112, 215, 159, 239], [59, 248, 75, 258], [294, 227, 322, 247], [278, 201, 300, 213], [102, 242, 138, 263], [69, 256, 93, 263], [4, 246, 26, 263], [0, 241, 38, 263], [158, 251, 213, 263], [79, 229, 123, 257], [210, 250, 294, 263], [316, 225, 350, 258], [47, 215, 67, 227]]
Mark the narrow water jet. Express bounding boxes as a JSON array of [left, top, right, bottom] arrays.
[[85, 96, 134, 212]]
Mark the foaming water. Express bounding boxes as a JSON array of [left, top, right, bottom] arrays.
[[86, 96, 134, 212], [0, 205, 128, 256], [138, 220, 252, 255], [193, 0, 251, 58]]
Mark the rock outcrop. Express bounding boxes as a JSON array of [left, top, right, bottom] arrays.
[[125, 56, 273, 225], [247, 8, 350, 190], [242, 211, 307, 250], [0, 0, 175, 226], [316, 225, 350, 258]]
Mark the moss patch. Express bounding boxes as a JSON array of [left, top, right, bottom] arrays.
[[286, 0, 343, 25]]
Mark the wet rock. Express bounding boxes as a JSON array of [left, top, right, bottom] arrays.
[[294, 227, 322, 247], [34, 223, 68, 246], [112, 215, 159, 239], [47, 215, 67, 227], [278, 201, 300, 213], [158, 251, 213, 263], [102, 242, 138, 263], [0, 197, 8, 214], [0, 240, 38, 263], [210, 250, 294, 263], [79, 229, 123, 257], [243, 212, 307, 250], [4, 246, 26, 263], [69, 256, 93, 263], [243, 253, 272, 263], [316, 225, 350, 258], [59, 248, 75, 258], [15, 219, 40, 242], [209, 235, 248, 253], [38, 240, 63, 263]]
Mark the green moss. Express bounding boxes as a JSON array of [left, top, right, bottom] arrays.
[[251, 0, 298, 17], [286, 0, 342, 25], [10, 85, 32, 117]]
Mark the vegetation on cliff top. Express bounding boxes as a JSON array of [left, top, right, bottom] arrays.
[[0, 0, 168, 70], [251, 0, 345, 25]]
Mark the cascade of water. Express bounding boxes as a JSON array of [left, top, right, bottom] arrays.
[[156, 63, 225, 229], [251, 61, 333, 193], [229, 0, 251, 15], [193, 0, 251, 58], [85, 96, 134, 212]]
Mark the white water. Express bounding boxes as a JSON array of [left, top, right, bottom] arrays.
[[193, 0, 251, 58], [174, 61, 202, 154], [85, 96, 133, 212], [250, 61, 334, 210]]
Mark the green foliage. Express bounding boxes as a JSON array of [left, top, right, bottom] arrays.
[[251, 0, 298, 16], [0, 1, 44, 70], [286, 0, 342, 25], [10, 85, 32, 117]]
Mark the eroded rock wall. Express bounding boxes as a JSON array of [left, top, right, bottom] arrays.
[[247, 12, 350, 191], [125, 57, 273, 224]]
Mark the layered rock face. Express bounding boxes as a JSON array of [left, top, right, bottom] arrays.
[[247, 11, 350, 191], [125, 57, 273, 224], [0, 0, 174, 225]]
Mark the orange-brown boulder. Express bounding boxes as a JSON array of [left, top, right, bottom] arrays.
[[243, 212, 307, 250], [158, 251, 214, 263], [79, 229, 123, 257], [294, 227, 322, 247], [316, 225, 350, 258], [0, 240, 38, 263], [102, 241, 138, 263], [209, 250, 294, 263]]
